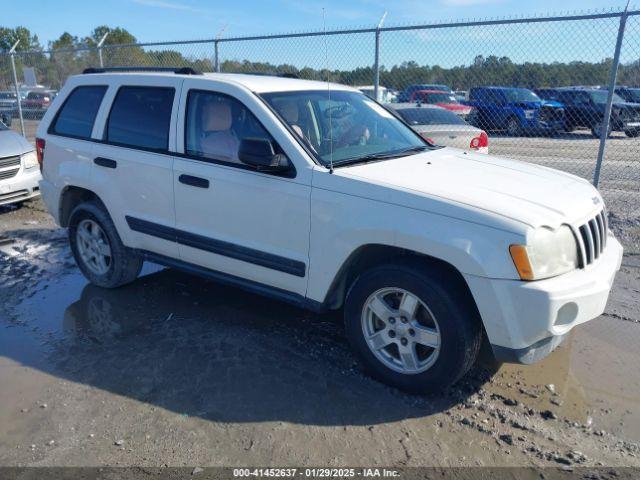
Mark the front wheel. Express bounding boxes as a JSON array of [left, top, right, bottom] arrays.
[[625, 129, 640, 138], [344, 263, 482, 394]]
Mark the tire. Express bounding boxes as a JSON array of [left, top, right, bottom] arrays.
[[344, 263, 482, 394], [506, 116, 521, 136], [625, 129, 640, 138], [68, 201, 142, 288], [591, 122, 612, 138]]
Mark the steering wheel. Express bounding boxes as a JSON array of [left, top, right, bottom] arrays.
[[336, 124, 370, 148]]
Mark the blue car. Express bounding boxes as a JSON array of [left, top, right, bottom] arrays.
[[466, 86, 565, 136]]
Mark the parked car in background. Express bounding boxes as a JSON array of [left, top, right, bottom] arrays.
[[21, 90, 57, 119], [556, 87, 640, 137], [454, 90, 468, 102], [467, 86, 565, 136], [356, 85, 396, 103], [390, 103, 488, 153], [0, 121, 41, 206], [397, 84, 452, 102], [0, 91, 19, 118], [409, 90, 473, 119], [613, 86, 640, 104]]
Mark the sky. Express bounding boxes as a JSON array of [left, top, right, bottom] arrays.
[[1, 0, 638, 72], [2, 0, 634, 46]]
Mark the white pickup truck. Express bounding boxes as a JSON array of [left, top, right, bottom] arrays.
[[37, 68, 623, 393]]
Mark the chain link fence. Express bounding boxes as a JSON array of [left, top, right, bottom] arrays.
[[1, 8, 639, 251]]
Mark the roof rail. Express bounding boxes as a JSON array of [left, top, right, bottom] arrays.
[[82, 66, 203, 75]]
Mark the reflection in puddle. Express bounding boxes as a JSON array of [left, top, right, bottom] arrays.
[[3, 264, 640, 437]]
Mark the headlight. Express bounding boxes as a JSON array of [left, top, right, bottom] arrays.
[[509, 226, 578, 280], [21, 151, 38, 169]]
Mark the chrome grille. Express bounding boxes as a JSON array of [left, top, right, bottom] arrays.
[[0, 155, 20, 169], [575, 209, 607, 267], [0, 168, 19, 180]]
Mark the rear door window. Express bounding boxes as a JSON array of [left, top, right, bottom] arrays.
[[50, 86, 107, 139], [106, 86, 175, 150]]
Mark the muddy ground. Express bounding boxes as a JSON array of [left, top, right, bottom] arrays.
[[0, 198, 639, 469]]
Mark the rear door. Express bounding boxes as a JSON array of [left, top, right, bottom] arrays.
[[91, 75, 183, 258]]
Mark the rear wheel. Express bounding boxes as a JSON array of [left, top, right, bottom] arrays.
[[591, 122, 612, 138], [506, 116, 521, 136], [69, 201, 142, 288], [344, 263, 482, 394]]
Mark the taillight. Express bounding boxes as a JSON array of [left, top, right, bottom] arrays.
[[35, 137, 45, 171], [470, 131, 489, 150]]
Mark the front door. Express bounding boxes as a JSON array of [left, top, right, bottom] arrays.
[[172, 81, 311, 296]]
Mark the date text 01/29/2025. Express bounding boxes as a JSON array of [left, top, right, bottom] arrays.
[[232, 468, 401, 477]]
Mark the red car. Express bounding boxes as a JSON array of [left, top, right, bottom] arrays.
[[409, 89, 473, 118], [21, 90, 57, 119]]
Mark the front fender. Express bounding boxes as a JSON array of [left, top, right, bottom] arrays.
[[306, 183, 524, 304]]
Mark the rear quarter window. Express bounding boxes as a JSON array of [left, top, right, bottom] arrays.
[[50, 86, 107, 139], [106, 86, 175, 150]]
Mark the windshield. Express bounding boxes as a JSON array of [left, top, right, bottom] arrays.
[[0, 92, 17, 100], [503, 89, 541, 103], [622, 88, 640, 102], [588, 90, 625, 104], [262, 90, 426, 166], [395, 107, 466, 126]]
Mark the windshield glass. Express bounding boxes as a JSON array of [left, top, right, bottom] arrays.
[[262, 90, 426, 166], [395, 107, 466, 126], [0, 92, 17, 100], [623, 89, 640, 102], [588, 90, 625, 104], [503, 89, 541, 103]]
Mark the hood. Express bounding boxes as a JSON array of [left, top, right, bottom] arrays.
[[612, 101, 640, 110], [337, 148, 601, 230], [0, 129, 33, 157]]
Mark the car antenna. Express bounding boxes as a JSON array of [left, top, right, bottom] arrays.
[[322, 8, 334, 174]]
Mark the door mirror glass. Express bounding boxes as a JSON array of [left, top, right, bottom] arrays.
[[239, 138, 290, 172]]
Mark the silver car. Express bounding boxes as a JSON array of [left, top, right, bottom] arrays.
[[0, 121, 41, 206], [390, 103, 489, 154]]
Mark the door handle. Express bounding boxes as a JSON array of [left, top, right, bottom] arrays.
[[179, 174, 209, 189], [94, 157, 117, 169]]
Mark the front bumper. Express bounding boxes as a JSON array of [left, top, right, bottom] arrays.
[[464, 234, 623, 364], [0, 167, 42, 206]]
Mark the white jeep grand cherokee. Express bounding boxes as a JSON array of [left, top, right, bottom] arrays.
[[37, 68, 623, 393]]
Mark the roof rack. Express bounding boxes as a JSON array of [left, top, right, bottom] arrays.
[[82, 66, 202, 75]]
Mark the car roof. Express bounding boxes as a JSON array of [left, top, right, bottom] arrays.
[[76, 71, 357, 94]]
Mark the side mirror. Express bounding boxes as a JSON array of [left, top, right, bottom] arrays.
[[238, 138, 290, 172]]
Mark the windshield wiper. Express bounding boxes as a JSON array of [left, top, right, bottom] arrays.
[[334, 145, 429, 167]]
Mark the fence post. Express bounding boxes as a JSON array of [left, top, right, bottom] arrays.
[[373, 12, 387, 102], [9, 41, 25, 137], [214, 40, 220, 72], [593, 6, 629, 188], [97, 32, 109, 68]]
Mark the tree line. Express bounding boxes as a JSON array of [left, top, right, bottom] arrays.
[[2, 25, 639, 91]]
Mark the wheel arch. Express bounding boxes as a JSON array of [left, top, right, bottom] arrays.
[[322, 244, 480, 317], [58, 185, 107, 227]]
